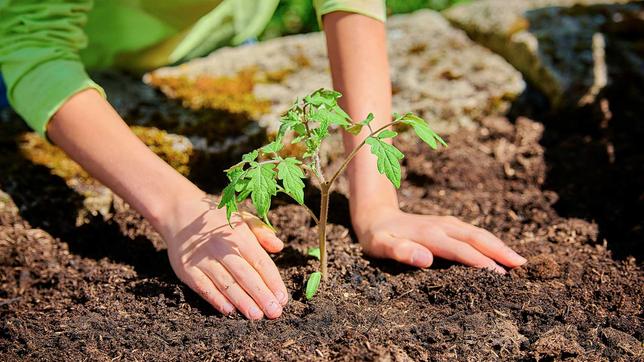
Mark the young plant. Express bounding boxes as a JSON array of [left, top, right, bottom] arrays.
[[218, 89, 446, 299]]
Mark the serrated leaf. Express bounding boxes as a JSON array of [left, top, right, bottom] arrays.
[[277, 157, 305, 204], [262, 141, 283, 154], [246, 163, 278, 225], [305, 271, 322, 300], [235, 177, 252, 201], [366, 137, 404, 188], [399, 113, 447, 149], [279, 108, 304, 138], [305, 89, 340, 107], [242, 150, 259, 163], [310, 107, 351, 127], [218, 168, 245, 224], [377, 129, 398, 139], [307, 247, 320, 260]]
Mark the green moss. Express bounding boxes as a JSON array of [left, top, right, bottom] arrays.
[[147, 67, 272, 119], [18, 132, 92, 184], [131, 126, 193, 176]]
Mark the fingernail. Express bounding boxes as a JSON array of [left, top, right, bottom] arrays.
[[506, 247, 527, 265], [266, 301, 282, 317], [275, 291, 287, 304], [492, 264, 507, 274], [248, 306, 263, 320], [411, 250, 432, 267], [223, 303, 235, 315]]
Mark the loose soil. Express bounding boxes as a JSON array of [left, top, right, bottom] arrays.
[[1, 81, 642, 360], [2, 24, 644, 357]]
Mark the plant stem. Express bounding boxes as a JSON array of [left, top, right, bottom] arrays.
[[318, 184, 330, 280], [316, 120, 401, 281]]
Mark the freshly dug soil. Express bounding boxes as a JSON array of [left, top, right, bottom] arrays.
[[1, 105, 641, 360]]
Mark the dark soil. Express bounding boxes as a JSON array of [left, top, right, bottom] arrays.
[[1, 84, 642, 361]]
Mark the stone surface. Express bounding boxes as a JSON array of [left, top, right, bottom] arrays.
[[15, 127, 193, 223], [444, 0, 641, 107], [146, 10, 525, 136]]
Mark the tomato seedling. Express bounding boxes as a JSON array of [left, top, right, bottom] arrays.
[[218, 89, 446, 299]]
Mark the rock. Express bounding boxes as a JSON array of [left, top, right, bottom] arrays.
[[92, 71, 266, 170], [444, 0, 640, 107], [146, 10, 524, 136], [17, 127, 193, 222], [146, 10, 524, 189]]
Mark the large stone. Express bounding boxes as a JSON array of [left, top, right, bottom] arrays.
[[16, 127, 193, 223], [444, 0, 640, 107], [146, 10, 525, 136]]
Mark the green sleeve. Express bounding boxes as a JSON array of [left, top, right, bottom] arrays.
[[0, 0, 105, 138], [313, 0, 386, 28]]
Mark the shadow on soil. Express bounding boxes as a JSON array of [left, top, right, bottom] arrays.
[[0, 124, 173, 281], [506, 4, 643, 261]]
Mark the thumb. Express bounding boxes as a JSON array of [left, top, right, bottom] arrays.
[[240, 211, 284, 253]]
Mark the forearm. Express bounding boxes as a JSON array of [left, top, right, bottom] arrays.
[[47, 89, 203, 235], [323, 12, 398, 222]]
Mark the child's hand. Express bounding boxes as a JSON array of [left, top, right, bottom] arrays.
[[161, 196, 288, 320], [352, 206, 527, 273]]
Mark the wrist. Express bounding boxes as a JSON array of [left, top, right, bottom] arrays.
[[144, 180, 206, 238], [348, 177, 399, 233]]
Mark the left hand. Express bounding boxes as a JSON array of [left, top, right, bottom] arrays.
[[352, 206, 527, 273]]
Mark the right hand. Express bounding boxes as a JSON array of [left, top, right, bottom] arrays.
[[160, 195, 288, 320]]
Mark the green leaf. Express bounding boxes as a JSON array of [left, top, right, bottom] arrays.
[[304, 89, 341, 107], [242, 150, 259, 163], [305, 271, 322, 300], [399, 113, 447, 149], [278, 108, 304, 138], [307, 247, 320, 260], [360, 113, 375, 126], [377, 129, 398, 139], [262, 141, 283, 154], [277, 157, 306, 204], [218, 168, 245, 224], [235, 177, 252, 201], [291, 134, 307, 144], [334, 106, 351, 121], [246, 163, 278, 225], [366, 137, 404, 188], [344, 123, 363, 135], [309, 108, 351, 127]]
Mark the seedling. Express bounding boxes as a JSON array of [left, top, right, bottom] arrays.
[[218, 89, 446, 299]]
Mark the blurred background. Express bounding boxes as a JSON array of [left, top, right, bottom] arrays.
[[260, 0, 471, 39]]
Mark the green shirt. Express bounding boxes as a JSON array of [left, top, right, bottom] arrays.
[[0, 0, 385, 137]]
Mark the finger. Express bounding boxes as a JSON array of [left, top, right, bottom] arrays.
[[241, 211, 284, 253], [236, 233, 289, 306], [184, 269, 235, 315], [368, 233, 433, 268], [216, 252, 283, 319], [201, 262, 265, 320], [416, 229, 506, 274], [442, 220, 527, 268]]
